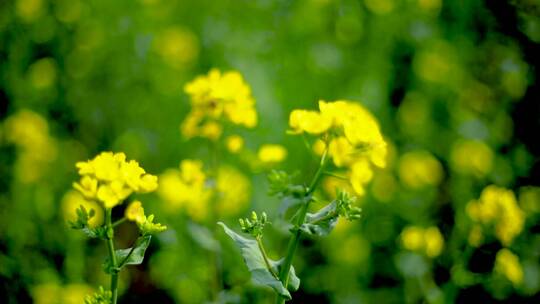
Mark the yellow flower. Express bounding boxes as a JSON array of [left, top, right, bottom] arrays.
[[215, 166, 251, 217], [74, 152, 158, 208], [258, 144, 287, 163], [401, 226, 424, 251], [62, 284, 94, 304], [401, 226, 444, 258], [288, 100, 387, 196], [225, 135, 244, 153], [466, 185, 524, 245], [125, 200, 145, 224], [329, 137, 355, 167], [182, 69, 257, 140], [157, 160, 211, 220], [72, 176, 98, 199], [398, 150, 443, 189], [424, 227, 444, 258], [289, 109, 331, 134], [153, 26, 199, 69], [495, 249, 523, 286], [450, 139, 493, 177], [3, 110, 57, 183], [349, 160, 373, 196]]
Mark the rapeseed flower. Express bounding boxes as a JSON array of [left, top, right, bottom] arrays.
[[73, 152, 158, 208], [495, 249, 523, 286], [451, 139, 493, 177], [289, 100, 387, 195], [157, 159, 211, 220], [466, 185, 524, 245], [182, 69, 257, 140], [398, 150, 443, 189], [401, 226, 444, 258], [258, 144, 287, 164], [225, 135, 244, 153]]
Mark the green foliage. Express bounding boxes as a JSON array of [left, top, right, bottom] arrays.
[[103, 235, 152, 275], [218, 222, 300, 299], [69, 205, 106, 239]]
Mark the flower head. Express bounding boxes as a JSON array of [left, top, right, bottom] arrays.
[[73, 152, 158, 208], [182, 69, 258, 140], [258, 144, 287, 164], [288, 100, 387, 196], [466, 185, 524, 245]]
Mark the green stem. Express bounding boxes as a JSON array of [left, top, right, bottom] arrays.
[[105, 209, 119, 304], [112, 217, 127, 228], [276, 149, 328, 304], [257, 236, 279, 279]]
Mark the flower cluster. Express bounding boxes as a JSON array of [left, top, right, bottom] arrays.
[[495, 248, 523, 286], [73, 152, 158, 208], [157, 160, 250, 220], [289, 100, 387, 195], [400, 226, 445, 258], [181, 69, 257, 140], [466, 185, 525, 246]]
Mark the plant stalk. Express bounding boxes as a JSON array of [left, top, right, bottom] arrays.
[[105, 208, 119, 304], [276, 150, 328, 304]]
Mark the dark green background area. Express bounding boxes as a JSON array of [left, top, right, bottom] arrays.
[[1, 0, 539, 303]]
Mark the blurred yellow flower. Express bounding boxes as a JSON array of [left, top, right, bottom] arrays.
[[424, 227, 444, 258], [225, 135, 244, 153], [62, 284, 94, 304], [32, 283, 93, 304], [450, 139, 493, 177], [322, 175, 354, 200], [466, 185, 524, 245], [157, 160, 211, 220], [125, 200, 145, 224], [158, 161, 250, 220], [398, 150, 443, 189], [328, 137, 354, 167], [215, 166, 251, 217], [28, 58, 58, 89], [401, 226, 444, 258], [349, 160, 373, 196], [16, 0, 44, 23], [495, 249, 523, 286], [401, 226, 424, 251], [3, 110, 57, 183], [182, 69, 257, 140], [467, 225, 484, 247], [258, 144, 287, 163], [154, 26, 199, 69], [61, 190, 103, 228], [73, 152, 158, 208]]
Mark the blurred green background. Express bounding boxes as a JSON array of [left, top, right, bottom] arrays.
[[1, 0, 539, 303]]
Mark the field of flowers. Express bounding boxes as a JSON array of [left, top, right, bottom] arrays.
[[0, 0, 539, 303]]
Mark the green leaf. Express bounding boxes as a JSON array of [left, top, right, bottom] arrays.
[[300, 201, 339, 236], [218, 222, 300, 298], [103, 235, 152, 274], [187, 221, 220, 251]]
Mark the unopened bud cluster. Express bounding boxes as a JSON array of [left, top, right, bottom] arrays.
[[336, 190, 362, 221], [239, 211, 269, 238]]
